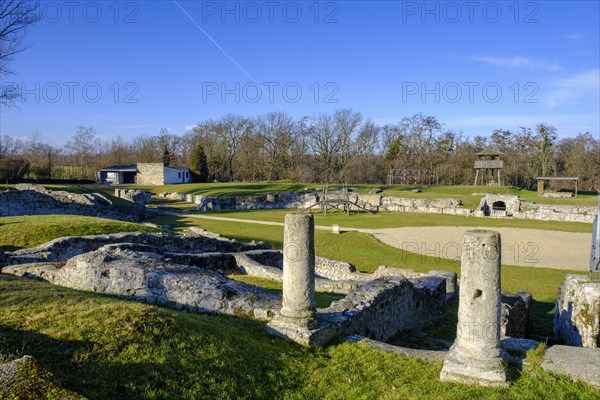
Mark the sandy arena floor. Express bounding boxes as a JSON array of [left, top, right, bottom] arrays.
[[365, 226, 592, 271]]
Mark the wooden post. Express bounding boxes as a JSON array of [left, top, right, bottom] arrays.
[[537, 179, 544, 196], [474, 169, 479, 186], [575, 179, 578, 197]]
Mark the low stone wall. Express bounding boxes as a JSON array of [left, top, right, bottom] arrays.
[[267, 276, 447, 346], [324, 277, 446, 341], [114, 188, 152, 205], [2, 232, 268, 268], [156, 189, 596, 223], [514, 205, 596, 223], [10, 245, 280, 318], [157, 192, 306, 211], [502, 292, 533, 338], [554, 274, 600, 348], [0, 184, 145, 221]]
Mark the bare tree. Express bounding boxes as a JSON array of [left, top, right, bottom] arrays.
[[256, 111, 295, 181], [131, 135, 161, 163], [0, 0, 39, 105], [219, 114, 252, 180], [66, 126, 98, 180]]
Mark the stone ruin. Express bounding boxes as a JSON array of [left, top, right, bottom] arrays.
[[554, 274, 600, 348], [1, 218, 536, 351], [1, 229, 461, 338], [114, 188, 152, 205], [0, 184, 146, 221], [476, 194, 521, 217], [11, 218, 600, 387], [160, 189, 597, 223]]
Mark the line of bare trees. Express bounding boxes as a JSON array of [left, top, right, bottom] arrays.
[[1, 110, 599, 191]]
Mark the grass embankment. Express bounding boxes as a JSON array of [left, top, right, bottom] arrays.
[[1, 275, 597, 399], [5, 181, 595, 208], [193, 209, 593, 233], [0, 215, 161, 251]]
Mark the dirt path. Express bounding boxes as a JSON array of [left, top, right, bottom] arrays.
[[175, 213, 591, 271]]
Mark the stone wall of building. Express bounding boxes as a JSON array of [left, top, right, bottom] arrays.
[[0, 184, 145, 221], [554, 274, 600, 348], [324, 277, 446, 341], [136, 163, 165, 185], [114, 189, 152, 205], [502, 292, 533, 338], [515, 204, 597, 223], [2, 232, 268, 267]]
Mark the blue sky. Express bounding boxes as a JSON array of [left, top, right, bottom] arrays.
[[1, 0, 598, 145]]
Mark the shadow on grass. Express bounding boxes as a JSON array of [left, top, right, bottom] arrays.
[[530, 300, 556, 339], [0, 312, 309, 400]]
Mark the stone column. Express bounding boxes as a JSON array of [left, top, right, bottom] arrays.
[[440, 230, 508, 386], [266, 214, 320, 346], [280, 214, 316, 319]]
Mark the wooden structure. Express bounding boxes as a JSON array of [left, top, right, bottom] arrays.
[[537, 176, 579, 197], [473, 149, 503, 186], [298, 186, 375, 216], [386, 169, 438, 186]]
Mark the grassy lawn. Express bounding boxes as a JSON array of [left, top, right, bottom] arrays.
[[1, 212, 598, 398], [192, 209, 593, 233], [0, 215, 161, 251], [1, 275, 597, 399]]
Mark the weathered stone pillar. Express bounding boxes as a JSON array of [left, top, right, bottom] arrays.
[[280, 214, 316, 319], [440, 230, 508, 386], [266, 214, 320, 345]]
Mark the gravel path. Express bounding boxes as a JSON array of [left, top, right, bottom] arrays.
[[177, 213, 591, 271], [365, 226, 591, 271]]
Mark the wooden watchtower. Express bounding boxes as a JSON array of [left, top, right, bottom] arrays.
[[473, 149, 504, 186]]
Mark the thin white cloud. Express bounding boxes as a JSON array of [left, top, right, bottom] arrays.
[[566, 32, 585, 41], [113, 124, 160, 130], [543, 69, 600, 108], [469, 55, 562, 72]]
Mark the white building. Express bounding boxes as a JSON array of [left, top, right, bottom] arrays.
[[96, 163, 192, 185]]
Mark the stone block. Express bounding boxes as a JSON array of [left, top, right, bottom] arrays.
[[554, 274, 600, 348]]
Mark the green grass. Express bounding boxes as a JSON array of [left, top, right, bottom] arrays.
[[193, 209, 593, 233], [0, 213, 598, 398], [0, 215, 161, 251], [1, 275, 598, 399]]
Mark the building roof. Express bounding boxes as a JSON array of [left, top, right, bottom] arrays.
[[165, 166, 190, 171], [98, 164, 138, 172], [474, 149, 504, 156]]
